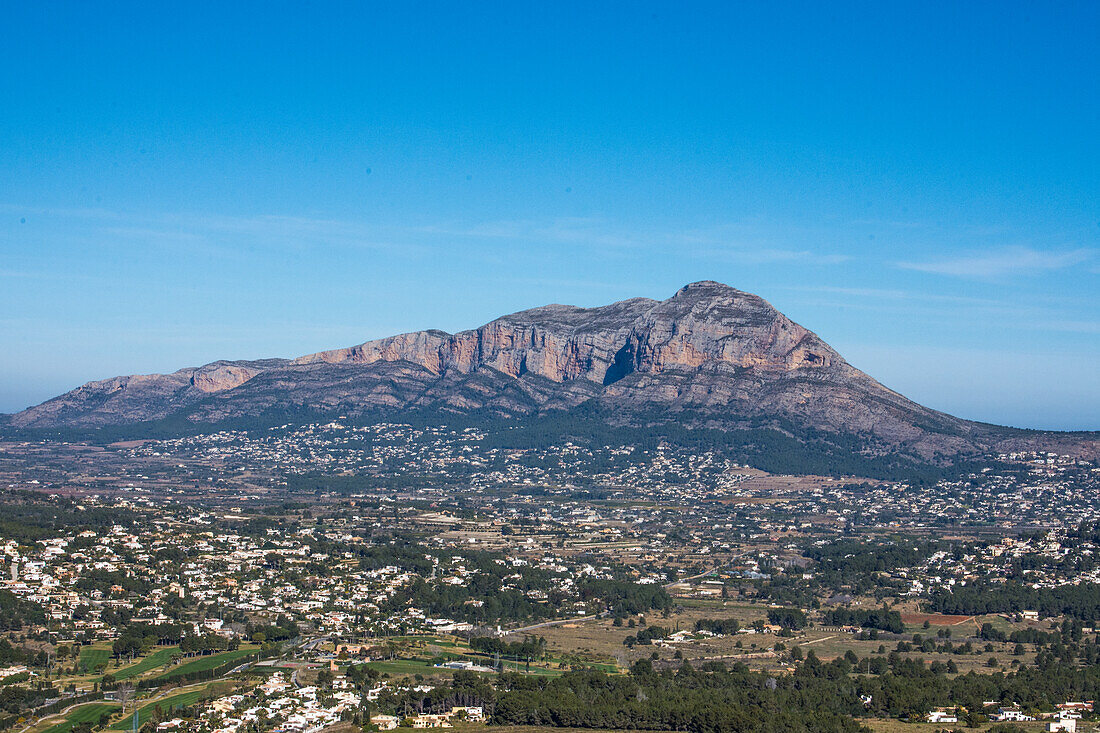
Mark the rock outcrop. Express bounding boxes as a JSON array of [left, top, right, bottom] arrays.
[[289, 284, 838, 386]]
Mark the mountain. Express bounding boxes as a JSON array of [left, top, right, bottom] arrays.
[[4, 282, 1095, 468]]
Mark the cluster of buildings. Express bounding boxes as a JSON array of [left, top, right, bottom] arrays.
[[927, 701, 1092, 731], [172, 670, 486, 733], [127, 423, 490, 478], [369, 706, 485, 730], [0, 492, 656, 648], [180, 671, 359, 733], [110, 421, 1099, 539], [124, 422, 756, 500], [891, 526, 1100, 598]]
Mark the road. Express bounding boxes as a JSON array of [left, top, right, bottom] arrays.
[[16, 682, 210, 733], [506, 611, 609, 635], [665, 563, 731, 588], [798, 635, 837, 646], [226, 660, 254, 675], [297, 635, 333, 651], [15, 699, 99, 733]]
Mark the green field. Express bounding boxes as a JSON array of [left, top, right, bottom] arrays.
[[387, 634, 462, 648], [108, 689, 209, 730], [40, 703, 120, 733], [497, 662, 563, 676], [78, 647, 110, 674], [152, 648, 255, 681], [422, 638, 461, 649], [366, 656, 574, 678], [114, 647, 180, 680], [365, 658, 441, 676]]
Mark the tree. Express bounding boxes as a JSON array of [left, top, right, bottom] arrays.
[[116, 683, 135, 714], [766, 608, 807, 631]]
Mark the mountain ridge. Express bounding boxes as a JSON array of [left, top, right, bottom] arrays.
[[4, 281, 1096, 465]]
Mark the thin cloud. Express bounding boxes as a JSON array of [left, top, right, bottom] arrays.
[[1, 204, 854, 264], [420, 216, 691, 250], [1, 203, 421, 255], [696, 247, 851, 265], [778, 284, 1100, 340], [420, 217, 851, 264], [1049, 320, 1100, 335], [781, 284, 1012, 307], [898, 246, 1092, 278]]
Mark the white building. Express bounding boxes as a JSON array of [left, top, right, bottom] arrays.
[[926, 709, 958, 723], [370, 714, 399, 730]]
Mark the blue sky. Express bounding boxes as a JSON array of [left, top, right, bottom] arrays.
[[1, 1, 1097, 429]]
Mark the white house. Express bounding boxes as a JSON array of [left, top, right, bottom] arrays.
[[370, 714, 399, 730], [995, 707, 1035, 722]]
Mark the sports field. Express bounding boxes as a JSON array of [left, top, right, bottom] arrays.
[[114, 647, 180, 680], [77, 647, 110, 674], [108, 688, 209, 730], [39, 703, 120, 733], [152, 648, 255, 681]]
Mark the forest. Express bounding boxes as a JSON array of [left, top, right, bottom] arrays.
[[929, 581, 1100, 620], [822, 608, 905, 633], [366, 643, 1100, 732], [0, 590, 44, 631]]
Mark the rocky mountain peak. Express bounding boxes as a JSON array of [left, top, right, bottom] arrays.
[[673, 280, 749, 297]]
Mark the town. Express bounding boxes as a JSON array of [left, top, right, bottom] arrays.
[[0, 426, 1098, 733]]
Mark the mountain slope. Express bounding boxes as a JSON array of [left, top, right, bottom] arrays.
[[5, 282, 1094, 462]]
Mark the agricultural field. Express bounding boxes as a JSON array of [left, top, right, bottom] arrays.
[[519, 600, 1050, 675], [525, 600, 772, 663], [363, 658, 446, 678], [352, 632, 609, 679]]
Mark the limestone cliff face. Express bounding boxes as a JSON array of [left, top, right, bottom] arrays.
[[291, 299, 653, 384], [288, 283, 839, 389], [8, 281, 1082, 460]]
